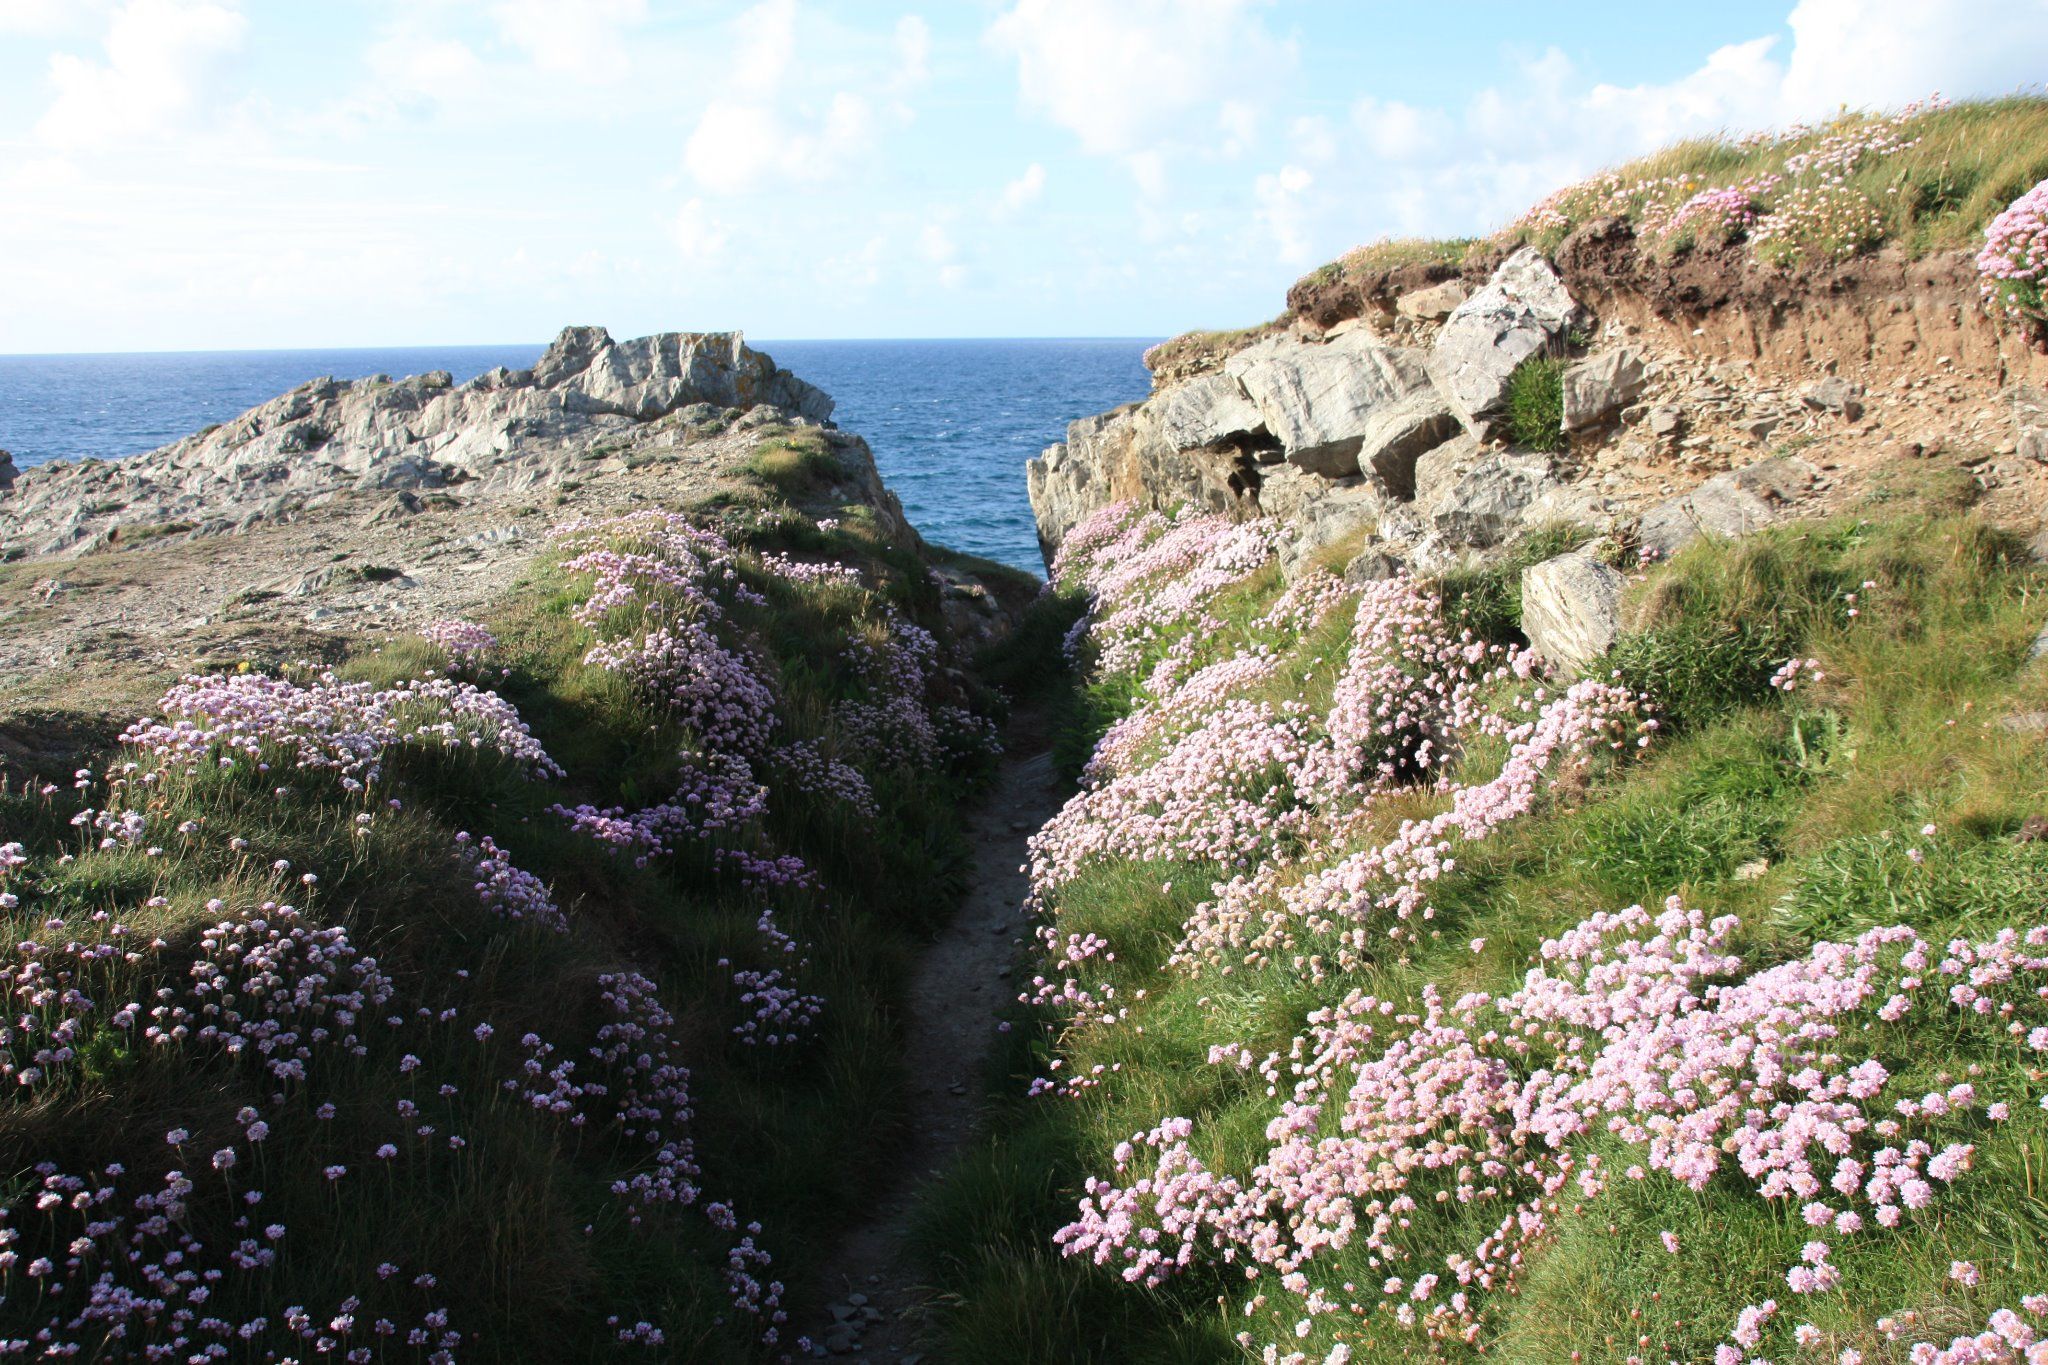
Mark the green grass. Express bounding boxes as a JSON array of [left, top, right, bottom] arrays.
[[0, 490, 1009, 1357], [1253, 94, 2048, 353], [916, 488, 2048, 1362], [1502, 353, 1567, 451], [744, 429, 846, 499]]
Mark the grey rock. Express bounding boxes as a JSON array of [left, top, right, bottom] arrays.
[[1425, 450, 1548, 552], [2001, 711, 2048, 732], [1636, 456, 1818, 557], [2, 326, 845, 562], [1395, 279, 1470, 321], [1027, 400, 1243, 561], [2011, 384, 2048, 464], [1520, 548, 1624, 671], [1561, 348, 1647, 432], [1276, 480, 1388, 581], [1155, 374, 1265, 451], [1344, 546, 1400, 584], [1225, 334, 1436, 477], [1254, 464, 1327, 522], [1802, 376, 1865, 421], [1429, 247, 1585, 431], [2031, 620, 2048, 662], [1356, 392, 1462, 499], [1647, 406, 1684, 440]]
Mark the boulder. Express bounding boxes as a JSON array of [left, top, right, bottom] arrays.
[[1345, 545, 1401, 584], [1154, 374, 1265, 452], [1421, 448, 1558, 550], [1430, 248, 1585, 433], [1801, 376, 1865, 421], [1225, 334, 1436, 477], [1561, 348, 1648, 432], [1636, 455, 1819, 557], [1521, 548, 1625, 671], [0, 448, 15, 491], [1395, 279, 1470, 321], [1355, 392, 1461, 499]]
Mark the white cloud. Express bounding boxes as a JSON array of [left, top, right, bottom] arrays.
[[919, 222, 956, 263], [671, 197, 732, 262], [1253, 163, 1313, 263], [1350, 98, 1443, 162], [683, 0, 921, 195], [987, 0, 1293, 159], [491, 0, 647, 82], [0, 0, 108, 33], [891, 14, 930, 94], [361, 26, 487, 112], [1780, 0, 2048, 118], [996, 161, 1046, 215], [35, 0, 247, 152]]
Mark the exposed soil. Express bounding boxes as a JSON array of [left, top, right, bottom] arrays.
[[797, 712, 1062, 1362]]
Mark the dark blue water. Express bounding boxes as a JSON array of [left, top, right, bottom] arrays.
[[0, 339, 1157, 572]]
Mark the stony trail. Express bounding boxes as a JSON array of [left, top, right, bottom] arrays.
[[801, 721, 1061, 1361]]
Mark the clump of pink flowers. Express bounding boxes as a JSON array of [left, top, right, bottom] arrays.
[[1979, 176, 2048, 323], [420, 618, 498, 667]]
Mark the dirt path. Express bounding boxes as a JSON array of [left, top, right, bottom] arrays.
[[799, 721, 1061, 1361]]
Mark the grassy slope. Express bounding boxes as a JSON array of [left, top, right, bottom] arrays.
[[1256, 95, 2048, 352], [918, 478, 2048, 1362], [0, 453, 1004, 1357]]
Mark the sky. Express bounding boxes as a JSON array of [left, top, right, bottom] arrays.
[[2, 0, 2046, 352]]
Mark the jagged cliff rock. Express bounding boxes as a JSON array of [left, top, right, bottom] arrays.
[[1, 326, 863, 560], [1029, 232, 2048, 580]]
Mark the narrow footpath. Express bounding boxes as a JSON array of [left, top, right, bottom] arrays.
[[801, 718, 1062, 1360]]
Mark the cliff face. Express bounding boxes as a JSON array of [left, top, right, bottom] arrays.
[[1027, 222, 2048, 580]]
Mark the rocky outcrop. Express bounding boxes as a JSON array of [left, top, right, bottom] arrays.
[[1026, 249, 1595, 568], [2, 327, 848, 560], [1223, 333, 1436, 477], [1429, 247, 1587, 438]]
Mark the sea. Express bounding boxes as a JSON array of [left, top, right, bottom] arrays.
[[0, 338, 1159, 574]]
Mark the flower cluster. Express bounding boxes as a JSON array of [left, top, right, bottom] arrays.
[[456, 830, 567, 933], [1978, 176, 2048, 322], [419, 618, 498, 667], [122, 670, 563, 791], [1060, 904, 2048, 1358], [1507, 99, 1939, 269]]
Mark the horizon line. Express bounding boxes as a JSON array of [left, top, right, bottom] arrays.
[[0, 335, 1169, 361]]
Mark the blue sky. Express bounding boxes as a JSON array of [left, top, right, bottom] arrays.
[[2, 0, 2044, 351]]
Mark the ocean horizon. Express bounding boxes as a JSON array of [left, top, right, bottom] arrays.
[[0, 336, 1160, 572]]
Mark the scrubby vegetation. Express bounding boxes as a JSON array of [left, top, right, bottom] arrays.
[[1500, 354, 1567, 452], [0, 494, 1003, 1357], [916, 488, 2048, 1363], [1503, 95, 2048, 264]]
